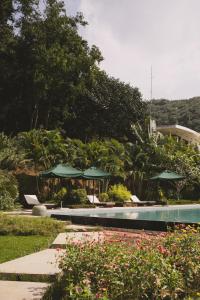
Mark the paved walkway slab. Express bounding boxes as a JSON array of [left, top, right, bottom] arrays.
[[51, 231, 104, 248], [65, 224, 101, 231], [0, 249, 64, 282], [0, 281, 50, 300]]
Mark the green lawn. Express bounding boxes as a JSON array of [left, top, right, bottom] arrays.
[[0, 235, 54, 263]]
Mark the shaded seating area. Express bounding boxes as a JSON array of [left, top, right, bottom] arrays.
[[39, 165, 112, 208]]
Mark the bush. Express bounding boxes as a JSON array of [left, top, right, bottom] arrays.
[[0, 193, 15, 211], [108, 184, 131, 202], [66, 204, 96, 209], [44, 226, 200, 300], [54, 187, 68, 205], [0, 214, 67, 236], [69, 189, 88, 205], [99, 193, 109, 202], [0, 171, 19, 210]]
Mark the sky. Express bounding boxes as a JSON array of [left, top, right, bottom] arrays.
[[66, 0, 200, 100]]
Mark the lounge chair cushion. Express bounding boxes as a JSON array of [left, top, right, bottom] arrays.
[[24, 194, 57, 209], [87, 195, 100, 204], [24, 195, 40, 205], [131, 195, 141, 203]]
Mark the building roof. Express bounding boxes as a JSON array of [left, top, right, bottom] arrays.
[[157, 124, 200, 146]]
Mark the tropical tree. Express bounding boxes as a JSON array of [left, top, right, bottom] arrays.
[[17, 129, 68, 170], [0, 133, 25, 170], [0, 0, 102, 134]]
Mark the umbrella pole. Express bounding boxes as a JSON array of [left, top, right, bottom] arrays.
[[93, 180, 94, 203]]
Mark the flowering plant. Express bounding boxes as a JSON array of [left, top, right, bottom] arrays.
[[44, 226, 200, 299]]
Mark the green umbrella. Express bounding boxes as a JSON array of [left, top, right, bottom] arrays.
[[82, 167, 111, 179], [150, 170, 185, 181], [82, 167, 111, 203], [40, 164, 82, 178]]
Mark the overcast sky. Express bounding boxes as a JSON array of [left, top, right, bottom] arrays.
[[66, 0, 200, 100]]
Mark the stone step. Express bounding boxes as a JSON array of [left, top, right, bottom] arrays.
[[0, 249, 64, 282], [64, 224, 101, 231], [0, 280, 50, 300], [51, 231, 104, 248]]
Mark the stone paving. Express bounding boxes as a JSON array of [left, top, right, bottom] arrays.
[[0, 249, 64, 282], [51, 231, 104, 248], [0, 281, 50, 300]]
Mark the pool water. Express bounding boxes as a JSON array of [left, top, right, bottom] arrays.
[[52, 205, 200, 223]]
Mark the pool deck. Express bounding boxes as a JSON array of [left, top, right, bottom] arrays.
[[49, 204, 200, 218]]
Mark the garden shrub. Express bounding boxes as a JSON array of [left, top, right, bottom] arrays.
[[69, 189, 88, 205], [108, 184, 131, 202], [0, 214, 67, 236], [54, 187, 68, 205], [0, 171, 19, 210], [66, 204, 96, 209], [99, 192, 109, 202], [44, 226, 200, 300]]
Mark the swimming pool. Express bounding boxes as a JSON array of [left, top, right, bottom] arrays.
[[51, 205, 200, 231]]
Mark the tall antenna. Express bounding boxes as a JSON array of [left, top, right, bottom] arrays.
[[149, 65, 153, 117], [150, 65, 153, 101]]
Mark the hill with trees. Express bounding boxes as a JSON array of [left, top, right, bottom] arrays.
[[149, 97, 200, 133]]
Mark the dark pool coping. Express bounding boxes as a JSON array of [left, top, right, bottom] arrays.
[[51, 214, 197, 231]]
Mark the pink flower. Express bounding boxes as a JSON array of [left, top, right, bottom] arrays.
[[157, 245, 169, 256], [95, 293, 103, 299]]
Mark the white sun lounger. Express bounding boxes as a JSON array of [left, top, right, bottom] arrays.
[[130, 195, 156, 205], [24, 195, 56, 209], [87, 195, 114, 207]]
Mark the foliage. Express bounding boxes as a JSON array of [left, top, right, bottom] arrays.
[[17, 129, 68, 169], [0, 170, 19, 210], [0, 0, 102, 135], [1, 126, 200, 202], [0, 133, 25, 170], [66, 204, 96, 209], [0, 235, 53, 264], [44, 226, 200, 300], [68, 71, 146, 139], [0, 214, 67, 236], [149, 97, 200, 133], [0, 193, 15, 211], [126, 121, 200, 200], [54, 187, 68, 205], [167, 199, 200, 205], [108, 184, 131, 202], [68, 189, 88, 205], [0, 0, 145, 140], [99, 193, 109, 202]]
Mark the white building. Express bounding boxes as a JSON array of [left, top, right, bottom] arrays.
[[156, 124, 200, 151]]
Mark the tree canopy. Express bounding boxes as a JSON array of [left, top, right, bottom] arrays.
[[0, 0, 145, 140]]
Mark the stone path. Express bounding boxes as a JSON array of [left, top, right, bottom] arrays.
[[51, 231, 104, 248], [0, 249, 64, 282], [0, 281, 50, 300]]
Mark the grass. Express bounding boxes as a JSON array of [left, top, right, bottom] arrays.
[[0, 214, 68, 235], [0, 214, 69, 263], [0, 235, 54, 263]]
